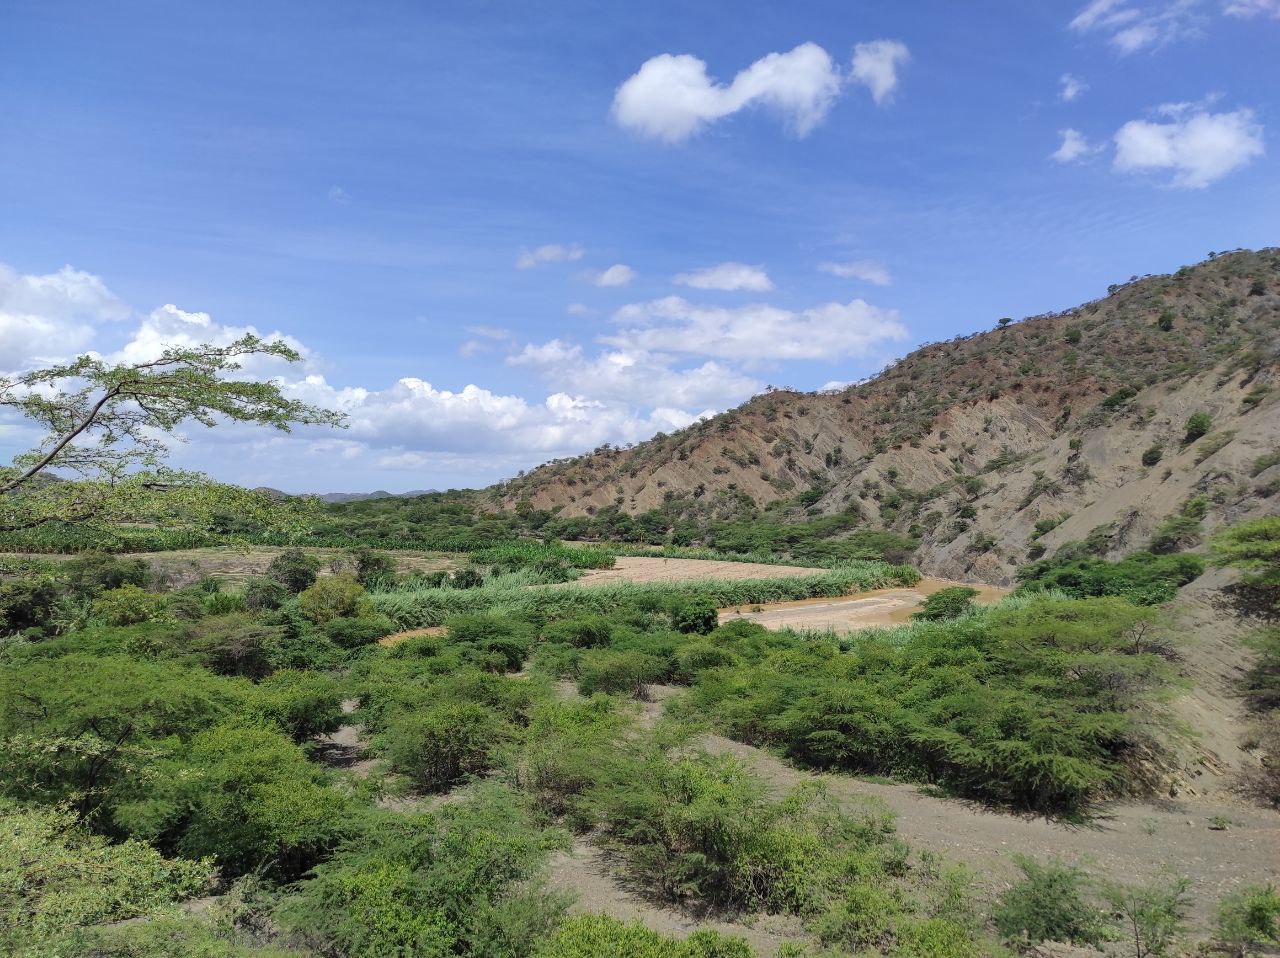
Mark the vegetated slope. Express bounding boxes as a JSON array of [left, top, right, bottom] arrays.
[[498, 249, 1280, 584]]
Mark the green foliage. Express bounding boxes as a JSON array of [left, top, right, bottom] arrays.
[[277, 787, 568, 958], [689, 597, 1176, 811], [1212, 517, 1280, 614], [1102, 874, 1191, 958], [266, 548, 321, 593], [1216, 883, 1280, 953], [533, 915, 752, 958], [378, 700, 514, 792], [182, 613, 284, 679], [912, 586, 979, 621], [93, 583, 168, 625], [349, 546, 398, 587], [1183, 411, 1212, 443], [446, 613, 536, 670], [1140, 444, 1164, 467], [322, 614, 395, 649], [0, 799, 209, 953], [542, 615, 614, 648], [242, 575, 289, 611], [577, 648, 665, 697], [298, 573, 369, 623], [1016, 550, 1204, 605], [993, 856, 1110, 947], [253, 669, 344, 742], [671, 594, 719, 634]]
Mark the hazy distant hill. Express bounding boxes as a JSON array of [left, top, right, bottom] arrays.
[[497, 249, 1280, 583], [254, 488, 438, 504]]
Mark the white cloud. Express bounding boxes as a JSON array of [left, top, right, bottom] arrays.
[[1223, 0, 1280, 15], [673, 262, 773, 292], [327, 185, 351, 205], [607, 295, 908, 361], [566, 302, 597, 316], [592, 264, 636, 287], [515, 243, 586, 269], [1059, 74, 1088, 102], [108, 303, 312, 372], [1068, 0, 1202, 53], [612, 42, 843, 143], [818, 259, 892, 286], [850, 40, 910, 105], [1113, 106, 1264, 187], [0, 263, 130, 370], [1052, 128, 1098, 162]]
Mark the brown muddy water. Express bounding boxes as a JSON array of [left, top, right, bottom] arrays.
[[718, 577, 1011, 634]]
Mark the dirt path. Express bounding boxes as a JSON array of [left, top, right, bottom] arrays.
[[718, 578, 1010, 634], [311, 698, 379, 777], [569, 556, 825, 586]]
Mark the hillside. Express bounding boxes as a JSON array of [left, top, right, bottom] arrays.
[[497, 249, 1280, 583]]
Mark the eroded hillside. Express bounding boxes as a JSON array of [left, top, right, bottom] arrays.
[[498, 250, 1280, 583]]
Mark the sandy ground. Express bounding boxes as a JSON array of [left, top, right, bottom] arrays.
[[569, 555, 827, 586], [378, 625, 448, 647], [719, 577, 1010, 634]]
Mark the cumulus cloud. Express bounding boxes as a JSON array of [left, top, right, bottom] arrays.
[[1223, 0, 1280, 15], [566, 303, 597, 317], [817, 260, 892, 286], [607, 296, 908, 361], [1113, 106, 1264, 187], [592, 264, 636, 287], [673, 262, 773, 292], [327, 185, 351, 205], [1059, 74, 1088, 102], [1068, 0, 1202, 53], [108, 303, 312, 372], [515, 243, 585, 269], [849, 40, 910, 105], [0, 263, 130, 370], [1052, 128, 1098, 162], [612, 42, 844, 143]]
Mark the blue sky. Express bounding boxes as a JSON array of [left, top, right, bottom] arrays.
[[1, 0, 1276, 491]]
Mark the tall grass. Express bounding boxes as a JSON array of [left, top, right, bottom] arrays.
[[371, 561, 918, 627]]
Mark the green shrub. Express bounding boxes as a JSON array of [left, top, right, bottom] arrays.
[[576, 649, 664, 697], [533, 915, 752, 957], [993, 856, 1110, 947], [266, 548, 320, 593], [92, 584, 167, 626], [1141, 445, 1164, 467], [298, 574, 369, 623], [0, 800, 209, 952], [180, 613, 283, 679], [1216, 883, 1280, 953], [323, 614, 395, 649], [378, 700, 513, 792], [60, 552, 153, 597], [446, 613, 534, 670], [912, 587, 979, 621], [542, 615, 614, 648], [1183, 412, 1212, 443], [671, 595, 719, 634], [350, 547, 397, 588], [674, 642, 739, 681], [253, 669, 345, 741], [1103, 874, 1190, 958], [277, 786, 568, 958], [242, 575, 289, 611], [1016, 550, 1203, 605]]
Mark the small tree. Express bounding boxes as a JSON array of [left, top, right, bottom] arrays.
[[267, 548, 321, 593], [298, 575, 368, 624], [0, 337, 343, 535], [1183, 412, 1212, 443], [1141, 445, 1164, 467], [913, 586, 980, 621], [1104, 875, 1191, 958]]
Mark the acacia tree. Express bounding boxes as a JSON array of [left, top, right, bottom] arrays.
[[0, 335, 345, 535]]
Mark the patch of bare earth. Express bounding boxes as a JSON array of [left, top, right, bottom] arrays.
[[568, 556, 825, 586], [719, 577, 1010, 634]]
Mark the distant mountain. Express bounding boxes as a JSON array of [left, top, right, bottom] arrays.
[[498, 249, 1280, 584], [251, 488, 438, 503]]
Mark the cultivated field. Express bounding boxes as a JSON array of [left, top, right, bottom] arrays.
[[568, 555, 828, 586]]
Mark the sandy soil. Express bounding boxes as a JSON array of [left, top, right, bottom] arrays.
[[378, 625, 448, 647], [569, 556, 827, 586], [719, 577, 1010, 634]]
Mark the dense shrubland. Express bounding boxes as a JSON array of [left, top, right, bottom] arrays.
[[0, 516, 1254, 955]]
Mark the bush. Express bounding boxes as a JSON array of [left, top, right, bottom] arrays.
[[577, 649, 665, 697], [183, 613, 284, 679], [254, 670, 345, 741], [379, 700, 513, 792], [93, 584, 167, 626], [0, 800, 209, 952], [349, 547, 397, 588], [993, 856, 1110, 947], [1103, 874, 1190, 958], [61, 552, 153, 597], [1217, 883, 1280, 953], [674, 642, 739, 681], [447, 613, 535, 670], [242, 575, 288, 611], [323, 614, 395, 649], [266, 548, 321, 593], [533, 915, 752, 958], [1183, 411, 1212, 443], [298, 574, 369, 624], [542, 615, 614, 648], [277, 786, 568, 958], [912, 587, 979, 622], [1141, 445, 1164, 467], [671, 595, 718, 634]]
